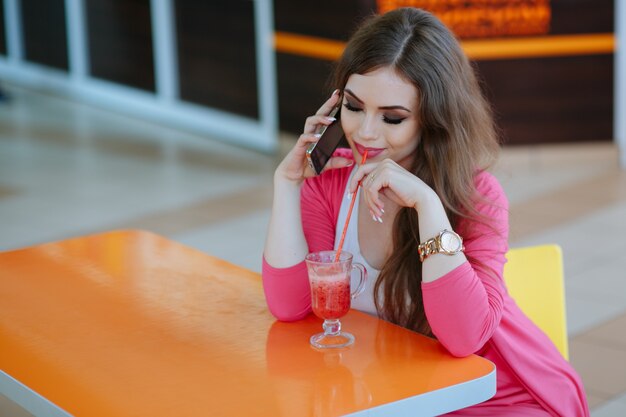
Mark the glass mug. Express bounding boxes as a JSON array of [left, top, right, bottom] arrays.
[[305, 250, 367, 349]]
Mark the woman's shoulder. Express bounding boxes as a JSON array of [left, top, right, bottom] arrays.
[[473, 170, 508, 208], [473, 169, 501, 190]]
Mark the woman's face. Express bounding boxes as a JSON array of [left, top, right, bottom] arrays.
[[341, 66, 421, 168]]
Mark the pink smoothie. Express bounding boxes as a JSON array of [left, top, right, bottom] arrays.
[[310, 274, 350, 319]]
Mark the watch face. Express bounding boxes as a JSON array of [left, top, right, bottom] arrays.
[[441, 231, 462, 253]]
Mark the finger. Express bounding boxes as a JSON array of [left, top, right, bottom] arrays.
[[349, 164, 376, 193], [361, 182, 384, 223], [290, 134, 322, 162], [321, 157, 354, 172], [363, 177, 385, 217], [303, 114, 338, 135], [297, 132, 322, 143], [295, 133, 322, 149], [381, 188, 404, 207]]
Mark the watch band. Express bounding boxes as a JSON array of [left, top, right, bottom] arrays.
[[417, 237, 439, 262], [417, 229, 464, 262]]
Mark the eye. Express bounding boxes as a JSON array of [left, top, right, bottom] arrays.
[[383, 116, 405, 125], [343, 102, 361, 112]]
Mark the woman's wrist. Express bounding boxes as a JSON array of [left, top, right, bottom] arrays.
[[273, 171, 304, 194], [413, 186, 441, 212]]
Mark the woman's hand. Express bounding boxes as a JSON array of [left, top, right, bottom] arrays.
[[349, 159, 438, 218], [274, 90, 353, 185]]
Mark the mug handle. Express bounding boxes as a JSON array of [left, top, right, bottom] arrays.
[[350, 262, 368, 299]]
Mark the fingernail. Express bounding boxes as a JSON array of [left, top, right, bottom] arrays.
[[346, 161, 354, 167], [326, 116, 336, 122], [331, 89, 339, 97], [376, 216, 383, 223], [346, 192, 353, 200], [380, 207, 385, 214], [371, 214, 378, 222], [314, 133, 322, 138]]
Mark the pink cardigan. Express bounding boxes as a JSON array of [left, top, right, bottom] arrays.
[[262, 164, 589, 416]]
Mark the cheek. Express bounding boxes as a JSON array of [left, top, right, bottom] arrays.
[[385, 129, 420, 162], [388, 126, 419, 149], [340, 113, 359, 138]]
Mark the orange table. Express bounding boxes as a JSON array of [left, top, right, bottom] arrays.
[[0, 230, 495, 417]]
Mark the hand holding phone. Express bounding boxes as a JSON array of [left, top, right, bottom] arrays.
[[305, 105, 345, 175]]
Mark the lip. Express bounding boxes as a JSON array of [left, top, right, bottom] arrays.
[[354, 142, 385, 158]]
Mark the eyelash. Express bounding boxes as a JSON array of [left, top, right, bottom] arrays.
[[342, 102, 405, 125]]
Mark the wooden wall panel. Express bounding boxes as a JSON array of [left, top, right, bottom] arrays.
[[550, 0, 613, 34], [85, 0, 155, 92], [175, 1, 259, 119], [477, 55, 613, 144], [21, 0, 69, 70], [479, 0, 614, 144], [274, 0, 615, 145], [0, 0, 6, 56], [274, 0, 376, 133], [274, 0, 377, 40], [276, 53, 335, 134]]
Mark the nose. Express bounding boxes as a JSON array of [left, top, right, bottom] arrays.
[[357, 114, 378, 142]]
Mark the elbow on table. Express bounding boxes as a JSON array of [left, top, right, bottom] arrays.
[[445, 345, 476, 358], [437, 335, 486, 358], [268, 304, 311, 322]]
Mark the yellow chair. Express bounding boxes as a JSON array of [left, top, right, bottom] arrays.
[[503, 244, 569, 360]]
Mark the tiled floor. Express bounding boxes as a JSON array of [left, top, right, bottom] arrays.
[[1, 84, 626, 416]]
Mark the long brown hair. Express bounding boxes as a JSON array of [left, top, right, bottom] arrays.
[[330, 8, 500, 336]]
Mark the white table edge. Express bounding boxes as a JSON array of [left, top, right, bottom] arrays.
[[0, 370, 72, 417], [2, 360, 495, 417], [345, 360, 496, 416]]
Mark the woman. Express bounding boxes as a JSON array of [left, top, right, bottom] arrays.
[[262, 7, 589, 416]]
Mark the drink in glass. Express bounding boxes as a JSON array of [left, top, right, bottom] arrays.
[[305, 251, 367, 348]]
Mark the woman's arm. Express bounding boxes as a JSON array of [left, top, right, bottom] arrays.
[[349, 158, 468, 281], [262, 170, 349, 321], [422, 172, 509, 356], [264, 90, 349, 267], [262, 90, 353, 320], [263, 178, 309, 268]]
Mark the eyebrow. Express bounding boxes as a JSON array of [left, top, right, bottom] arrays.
[[344, 89, 412, 112]]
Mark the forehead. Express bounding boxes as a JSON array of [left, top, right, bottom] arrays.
[[345, 67, 418, 107]]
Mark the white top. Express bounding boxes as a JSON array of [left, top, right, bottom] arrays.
[[334, 171, 380, 316]]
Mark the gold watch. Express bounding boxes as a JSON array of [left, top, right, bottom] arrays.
[[418, 229, 464, 262]]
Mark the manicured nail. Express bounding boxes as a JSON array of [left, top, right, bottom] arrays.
[[380, 207, 385, 214], [326, 116, 336, 122], [376, 216, 383, 223], [331, 89, 339, 97], [346, 161, 354, 167], [313, 133, 322, 138]]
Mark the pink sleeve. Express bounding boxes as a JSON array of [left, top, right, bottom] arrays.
[[261, 166, 350, 321], [261, 259, 310, 321], [422, 171, 509, 357]]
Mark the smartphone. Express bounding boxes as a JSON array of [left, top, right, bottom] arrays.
[[306, 105, 344, 175]]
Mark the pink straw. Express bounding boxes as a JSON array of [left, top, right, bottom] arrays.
[[335, 150, 368, 262]]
